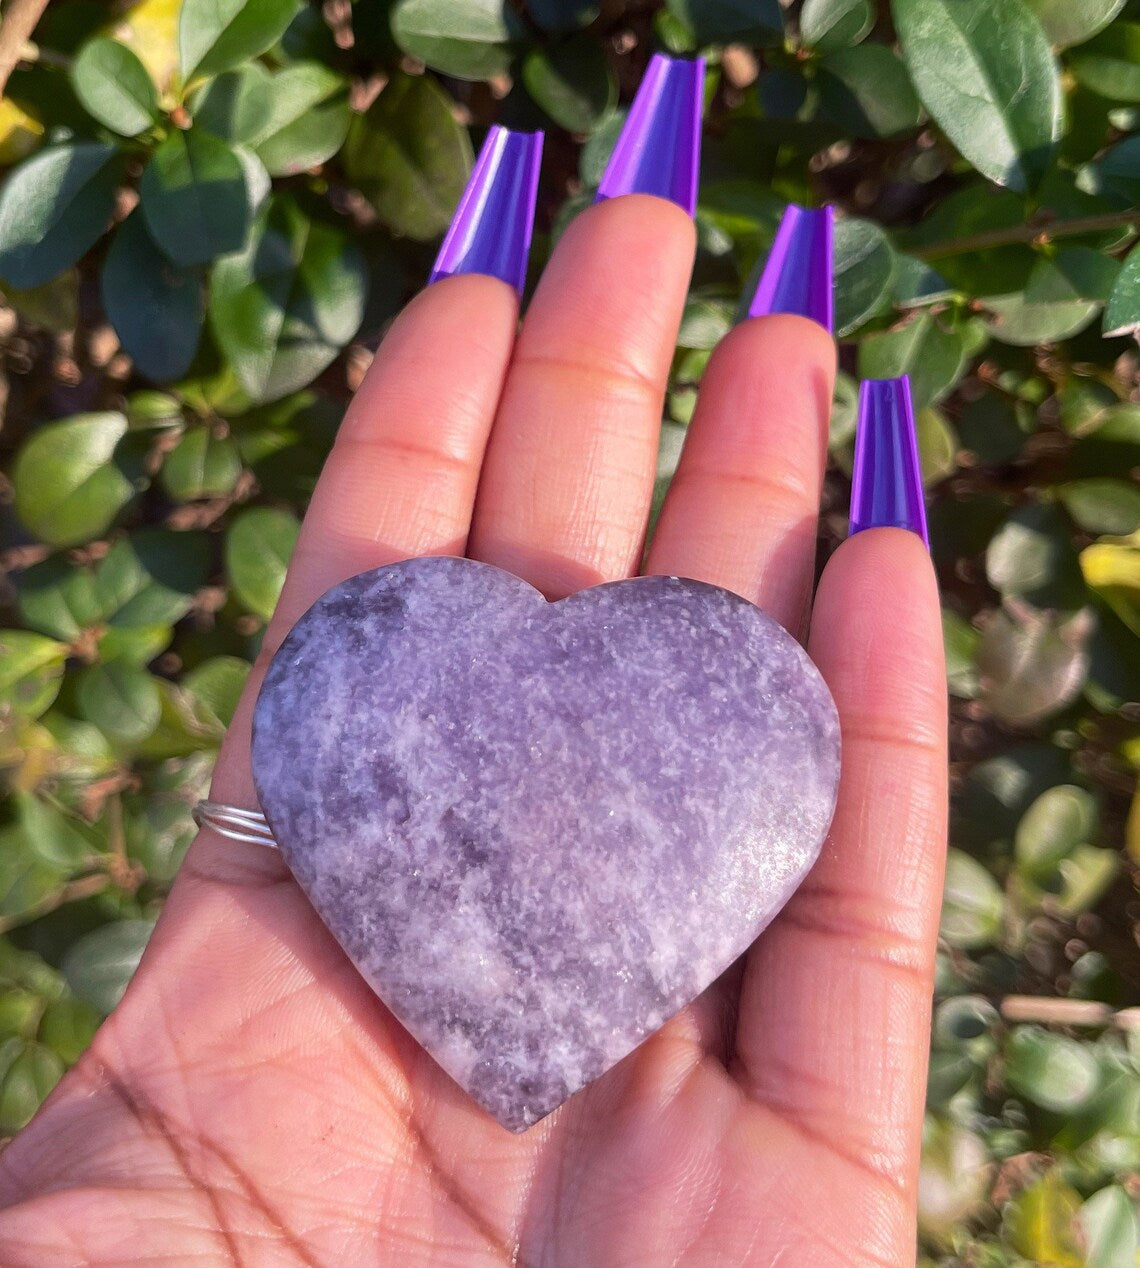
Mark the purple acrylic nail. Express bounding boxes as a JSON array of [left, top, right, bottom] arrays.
[[748, 204, 834, 333], [430, 127, 544, 294], [849, 375, 930, 548], [596, 53, 704, 217]]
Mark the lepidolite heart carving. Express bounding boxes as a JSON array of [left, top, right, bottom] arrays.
[[251, 556, 841, 1130]]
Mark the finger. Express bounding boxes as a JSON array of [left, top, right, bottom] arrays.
[[644, 314, 835, 635], [469, 194, 695, 597], [212, 275, 518, 808], [735, 529, 947, 1224]]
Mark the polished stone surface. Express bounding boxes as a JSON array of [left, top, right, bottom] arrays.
[[251, 557, 841, 1131]]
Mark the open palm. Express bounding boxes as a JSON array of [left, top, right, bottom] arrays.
[[0, 196, 947, 1267]]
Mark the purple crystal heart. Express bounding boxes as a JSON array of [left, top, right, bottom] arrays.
[[251, 557, 840, 1131]]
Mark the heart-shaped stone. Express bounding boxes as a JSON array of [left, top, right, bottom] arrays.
[[251, 557, 840, 1130]]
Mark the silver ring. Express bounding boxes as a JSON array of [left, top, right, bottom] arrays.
[[193, 800, 279, 850]]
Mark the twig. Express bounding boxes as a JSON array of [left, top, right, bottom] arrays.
[[913, 210, 1140, 261], [1000, 995, 1140, 1030], [0, 0, 51, 98]]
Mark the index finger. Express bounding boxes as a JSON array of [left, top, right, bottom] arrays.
[[210, 275, 519, 811]]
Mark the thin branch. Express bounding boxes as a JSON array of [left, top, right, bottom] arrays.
[[0, 0, 51, 99], [1000, 995, 1140, 1030], [913, 209, 1140, 261]]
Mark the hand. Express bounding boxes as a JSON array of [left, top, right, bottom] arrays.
[[0, 196, 947, 1266]]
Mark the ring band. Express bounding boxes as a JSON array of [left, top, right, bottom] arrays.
[[193, 800, 279, 850]]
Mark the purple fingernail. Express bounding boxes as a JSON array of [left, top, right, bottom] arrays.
[[596, 53, 704, 217], [430, 127, 544, 294], [748, 204, 834, 333], [850, 375, 930, 548]]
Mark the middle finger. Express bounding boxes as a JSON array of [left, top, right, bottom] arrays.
[[469, 193, 695, 597]]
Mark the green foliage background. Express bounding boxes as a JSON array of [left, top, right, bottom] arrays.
[[0, 0, 1137, 1259]]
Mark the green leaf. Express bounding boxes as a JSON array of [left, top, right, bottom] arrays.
[[799, 0, 874, 51], [892, 0, 1061, 191], [248, 63, 351, 176], [1077, 135, 1140, 208], [101, 211, 204, 382], [70, 37, 158, 137], [11, 413, 140, 547], [139, 128, 253, 268], [390, 0, 523, 79], [817, 44, 923, 138], [0, 631, 68, 720], [189, 63, 274, 143], [1070, 22, 1140, 102], [182, 656, 249, 728], [1014, 784, 1098, 881], [917, 1117, 991, 1240], [0, 796, 96, 926], [958, 743, 1074, 852], [857, 312, 970, 410], [1005, 1171, 1084, 1266], [1024, 0, 1125, 48], [97, 530, 210, 628], [1080, 1185, 1139, 1268], [890, 254, 955, 308], [678, 295, 733, 349], [985, 290, 1099, 346], [985, 504, 1085, 606], [225, 506, 300, 620], [664, 0, 783, 43], [1056, 843, 1118, 914], [957, 393, 1033, 466], [76, 662, 163, 745], [161, 426, 242, 500], [61, 919, 156, 1014], [916, 406, 959, 485], [1006, 1029, 1101, 1111], [179, 0, 301, 82], [22, 530, 208, 644], [98, 625, 172, 666], [522, 37, 616, 134], [977, 605, 1091, 726], [1103, 245, 1140, 339], [0, 143, 123, 289], [344, 71, 472, 240], [1024, 246, 1120, 305], [1081, 540, 1140, 636], [943, 609, 981, 699], [0, 1040, 64, 1133], [123, 754, 211, 883], [38, 995, 100, 1065], [209, 196, 367, 403], [833, 216, 896, 336], [1060, 479, 1140, 536], [939, 848, 1004, 949]]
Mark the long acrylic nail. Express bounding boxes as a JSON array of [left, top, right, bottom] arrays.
[[430, 127, 544, 294], [849, 375, 930, 548], [596, 53, 704, 216], [748, 204, 834, 332]]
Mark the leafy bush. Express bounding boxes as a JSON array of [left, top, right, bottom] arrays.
[[0, 0, 1137, 1258]]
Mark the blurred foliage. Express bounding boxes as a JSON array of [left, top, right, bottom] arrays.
[[0, 0, 1137, 1257]]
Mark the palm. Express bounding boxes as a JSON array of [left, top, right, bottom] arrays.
[[0, 197, 945, 1267]]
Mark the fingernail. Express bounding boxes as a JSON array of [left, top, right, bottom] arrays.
[[596, 53, 704, 217], [748, 204, 834, 332], [430, 127, 544, 294], [850, 375, 930, 548]]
